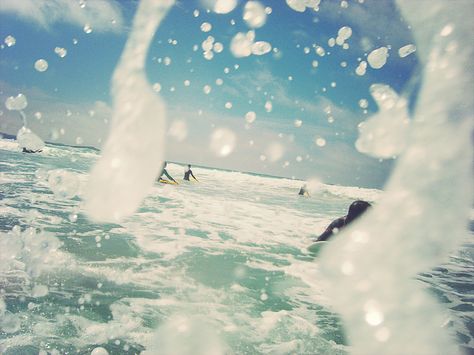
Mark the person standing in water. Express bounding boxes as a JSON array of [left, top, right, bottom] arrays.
[[158, 161, 178, 183], [315, 200, 371, 242], [183, 164, 198, 181], [298, 184, 309, 196]]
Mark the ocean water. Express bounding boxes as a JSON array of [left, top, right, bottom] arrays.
[[0, 138, 472, 354]]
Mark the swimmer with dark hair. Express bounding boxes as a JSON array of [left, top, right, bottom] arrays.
[[315, 200, 371, 242]]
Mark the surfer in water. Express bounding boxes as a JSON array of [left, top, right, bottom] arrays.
[[22, 148, 42, 153], [158, 161, 177, 184], [298, 184, 309, 196], [315, 200, 371, 242], [183, 164, 198, 181]]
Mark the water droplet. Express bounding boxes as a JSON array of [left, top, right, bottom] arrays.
[[245, 111, 256, 123], [91, 347, 109, 355], [168, 120, 188, 142], [355, 61, 367, 76], [4, 35, 16, 47], [364, 300, 384, 326], [213, 0, 238, 14], [243, 1, 267, 28], [34, 59, 48, 72], [398, 44, 416, 58], [359, 99, 369, 109], [252, 41, 272, 55], [367, 47, 389, 69], [315, 46, 325, 56], [225, 102, 233, 109], [203, 85, 212, 94], [153, 83, 162, 92], [315, 137, 326, 147], [213, 42, 224, 53], [32, 284, 49, 298], [264, 101, 272, 112], [5, 94, 28, 111], [200, 22, 212, 33], [83, 24, 93, 34], [47, 170, 80, 199], [294, 119, 302, 127], [210, 128, 236, 157]]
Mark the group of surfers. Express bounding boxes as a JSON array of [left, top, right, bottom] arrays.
[[158, 162, 198, 184], [159, 162, 371, 242]]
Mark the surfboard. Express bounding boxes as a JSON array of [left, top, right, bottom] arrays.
[[159, 179, 178, 185], [308, 241, 326, 255]]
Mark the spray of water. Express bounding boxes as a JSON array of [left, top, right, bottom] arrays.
[[318, 1, 473, 354], [84, 0, 175, 222], [81, 0, 472, 352]]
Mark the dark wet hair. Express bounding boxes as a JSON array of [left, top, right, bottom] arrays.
[[345, 200, 371, 224]]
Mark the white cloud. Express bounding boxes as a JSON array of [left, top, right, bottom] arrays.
[[0, 0, 125, 33]]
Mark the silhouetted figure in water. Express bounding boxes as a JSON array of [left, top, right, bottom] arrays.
[[158, 161, 177, 183], [183, 164, 198, 181], [298, 184, 309, 196], [22, 148, 42, 153], [315, 200, 372, 242]]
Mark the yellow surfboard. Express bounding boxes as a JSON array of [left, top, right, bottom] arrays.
[[159, 179, 178, 185]]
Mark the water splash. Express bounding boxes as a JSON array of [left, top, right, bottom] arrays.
[[319, 1, 473, 354], [84, 0, 175, 222]]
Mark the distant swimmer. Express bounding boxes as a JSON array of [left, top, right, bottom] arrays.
[[22, 148, 42, 153], [183, 164, 198, 181], [158, 161, 177, 184], [298, 184, 309, 196], [315, 200, 371, 242]]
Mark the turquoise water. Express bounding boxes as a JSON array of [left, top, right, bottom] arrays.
[[0, 139, 472, 354]]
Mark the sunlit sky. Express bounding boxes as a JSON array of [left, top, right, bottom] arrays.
[[0, 0, 419, 188]]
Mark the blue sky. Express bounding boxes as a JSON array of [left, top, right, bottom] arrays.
[[0, 0, 419, 188]]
